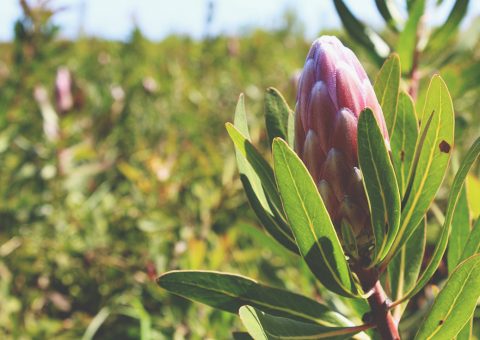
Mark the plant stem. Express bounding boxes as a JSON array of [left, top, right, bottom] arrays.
[[408, 55, 420, 101], [367, 281, 400, 340], [353, 266, 400, 339], [408, 15, 424, 101]]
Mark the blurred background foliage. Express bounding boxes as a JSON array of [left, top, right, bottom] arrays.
[[0, 0, 479, 339]]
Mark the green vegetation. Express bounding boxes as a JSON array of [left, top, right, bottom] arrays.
[[0, 3, 479, 339], [0, 7, 315, 339]]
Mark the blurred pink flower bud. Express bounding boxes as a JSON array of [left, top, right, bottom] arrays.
[[55, 67, 74, 113], [295, 36, 389, 259]]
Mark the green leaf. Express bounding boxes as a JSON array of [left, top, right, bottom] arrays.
[[406, 0, 416, 12], [333, 0, 390, 63], [383, 75, 454, 266], [82, 307, 111, 340], [239, 306, 370, 340], [241, 177, 298, 253], [387, 219, 426, 319], [157, 270, 352, 327], [357, 108, 401, 263], [455, 318, 472, 340], [233, 332, 253, 340], [396, 0, 426, 72], [428, 0, 470, 51], [340, 220, 359, 259], [234, 94, 250, 139], [230, 96, 297, 253], [390, 91, 419, 195], [466, 174, 480, 218], [264, 87, 291, 147], [390, 137, 480, 306], [447, 187, 471, 273], [415, 254, 480, 340], [225, 123, 281, 211], [287, 109, 295, 147], [458, 218, 480, 264], [374, 53, 401, 135], [374, 0, 403, 31], [272, 138, 358, 297], [227, 123, 281, 211]]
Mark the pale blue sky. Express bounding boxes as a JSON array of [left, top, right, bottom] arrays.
[[1, 0, 479, 41]]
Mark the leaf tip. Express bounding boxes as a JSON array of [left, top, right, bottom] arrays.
[[359, 107, 374, 121], [272, 137, 288, 147], [431, 73, 446, 86], [390, 52, 400, 59], [266, 87, 287, 105], [155, 271, 172, 287]]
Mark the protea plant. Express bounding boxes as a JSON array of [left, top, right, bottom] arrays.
[[295, 36, 389, 261], [158, 35, 480, 340]]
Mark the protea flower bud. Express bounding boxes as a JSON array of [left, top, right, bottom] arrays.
[[295, 36, 389, 259]]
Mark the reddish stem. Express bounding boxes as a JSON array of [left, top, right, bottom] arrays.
[[367, 281, 400, 340], [408, 15, 424, 101], [353, 266, 400, 339]]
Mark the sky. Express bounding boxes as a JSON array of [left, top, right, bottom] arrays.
[[1, 0, 479, 41]]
